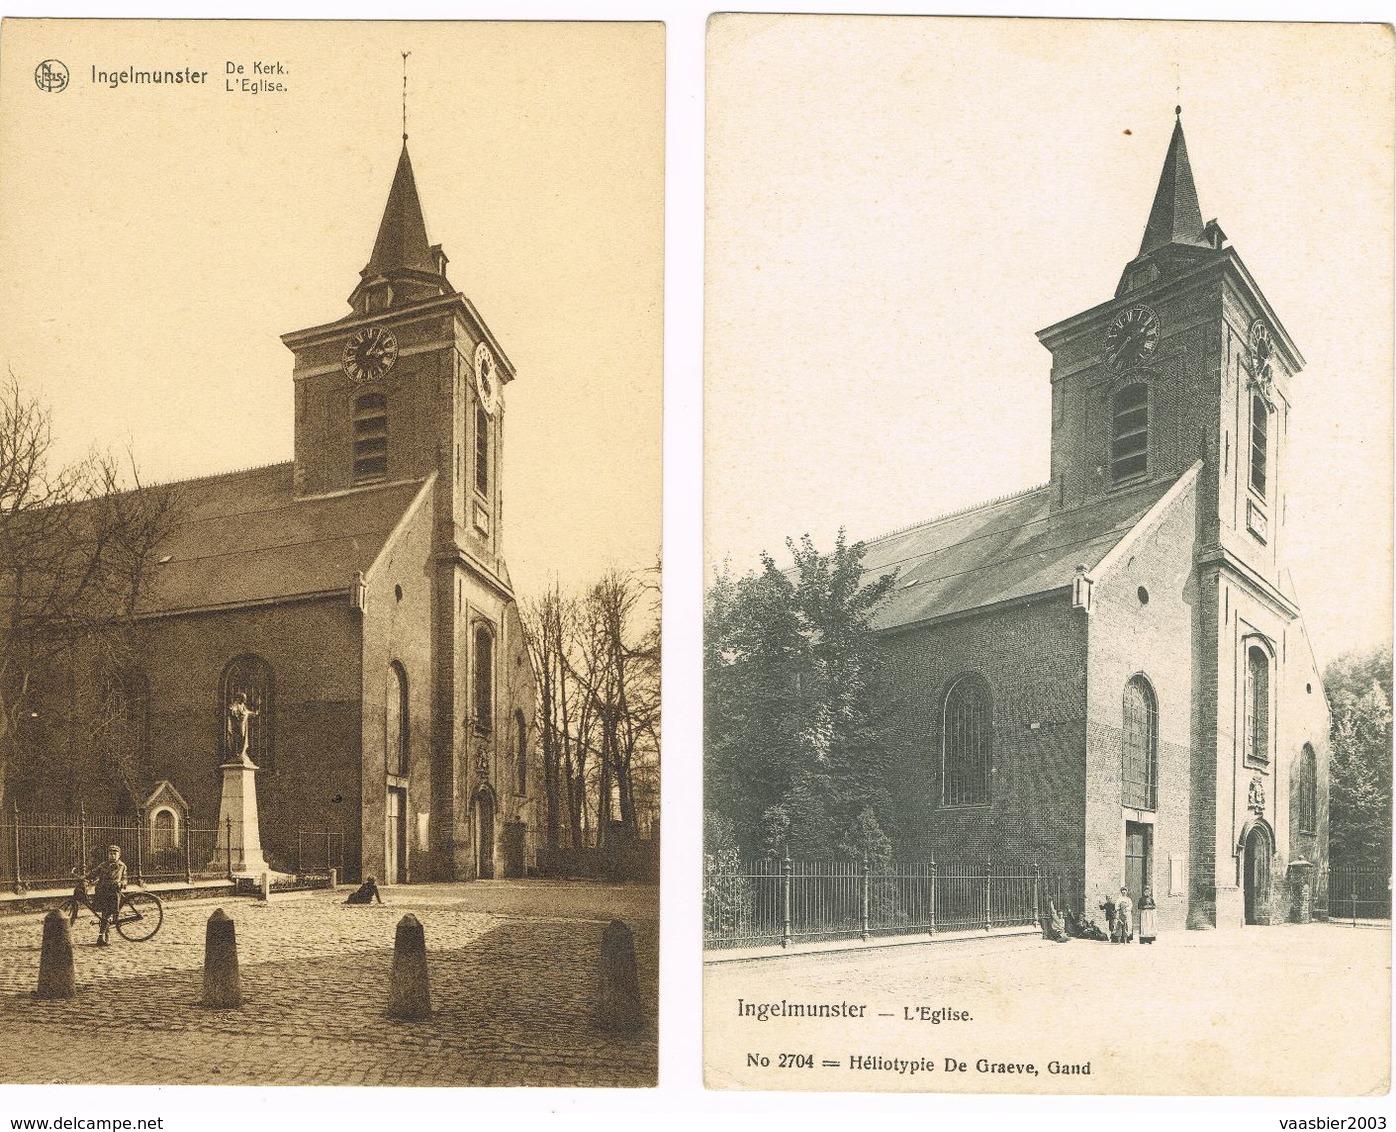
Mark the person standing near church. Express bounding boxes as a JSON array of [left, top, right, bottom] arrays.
[[1138, 886, 1157, 944], [87, 844, 126, 946], [1114, 886, 1134, 944]]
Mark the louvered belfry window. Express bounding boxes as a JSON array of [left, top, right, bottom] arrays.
[[1111, 383, 1149, 483], [1122, 675, 1158, 810], [353, 394, 388, 483], [942, 675, 992, 806], [1250, 393, 1268, 498]]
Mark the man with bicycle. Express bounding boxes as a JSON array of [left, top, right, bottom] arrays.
[[85, 844, 127, 946]]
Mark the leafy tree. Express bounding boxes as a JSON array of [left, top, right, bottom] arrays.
[[1325, 644, 1393, 869], [705, 531, 895, 857]]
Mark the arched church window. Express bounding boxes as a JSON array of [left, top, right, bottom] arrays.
[[1244, 644, 1271, 767], [1298, 743, 1318, 833], [1111, 383, 1149, 483], [515, 709, 528, 795], [475, 405, 490, 495], [1249, 393, 1268, 498], [942, 675, 992, 806], [387, 661, 409, 776], [353, 394, 388, 484], [1122, 675, 1158, 810], [220, 654, 273, 771], [474, 623, 495, 734]]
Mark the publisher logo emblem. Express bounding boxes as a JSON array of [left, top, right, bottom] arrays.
[[34, 59, 69, 93]]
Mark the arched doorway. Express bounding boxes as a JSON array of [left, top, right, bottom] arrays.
[[1243, 823, 1272, 925], [473, 789, 496, 880]]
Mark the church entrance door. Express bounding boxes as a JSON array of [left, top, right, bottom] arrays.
[[1244, 825, 1271, 925], [1125, 821, 1151, 911], [386, 787, 407, 884], [474, 793, 496, 879]]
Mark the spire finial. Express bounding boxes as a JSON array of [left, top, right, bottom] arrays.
[[401, 51, 411, 142]]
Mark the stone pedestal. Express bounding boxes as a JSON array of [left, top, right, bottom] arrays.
[[210, 757, 271, 876]]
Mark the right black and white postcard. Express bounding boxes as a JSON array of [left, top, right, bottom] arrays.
[[703, 15, 1393, 1094]]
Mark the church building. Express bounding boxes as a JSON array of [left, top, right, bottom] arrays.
[[12, 141, 539, 885], [870, 111, 1329, 930]]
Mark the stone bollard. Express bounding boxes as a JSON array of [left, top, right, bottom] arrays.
[[201, 908, 242, 1009], [260, 872, 271, 902], [596, 919, 643, 1033], [328, 867, 338, 889], [387, 913, 431, 1021], [35, 909, 76, 1000]]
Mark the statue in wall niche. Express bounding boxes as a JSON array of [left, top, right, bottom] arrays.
[[227, 692, 260, 764], [1247, 774, 1266, 814]]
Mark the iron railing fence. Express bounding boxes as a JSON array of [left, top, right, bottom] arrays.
[[294, 829, 346, 876], [703, 855, 1082, 950], [1317, 864, 1391, 923], [1, 803, 344, 892]]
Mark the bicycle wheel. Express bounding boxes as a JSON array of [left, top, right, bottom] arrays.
[[115, 891, 163, 942]]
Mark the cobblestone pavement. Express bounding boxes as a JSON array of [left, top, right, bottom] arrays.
[[0, 881, 657, 1087], [705, 921, 1391, 1095]]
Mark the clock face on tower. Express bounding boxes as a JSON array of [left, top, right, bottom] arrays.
[[474, 341, 500, 414], [341, 326, 399, 383], [1103, 305, 1161, 373]]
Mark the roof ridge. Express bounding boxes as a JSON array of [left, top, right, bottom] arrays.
[[136, 459, 294, 490], [865, 482, 1049, 546]]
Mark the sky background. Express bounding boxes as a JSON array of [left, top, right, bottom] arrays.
[[0, 19, 664, 602], [706, 16, 1395, 667]]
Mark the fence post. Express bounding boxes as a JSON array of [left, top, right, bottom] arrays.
[[296, 832, 302, 875], [928, 856, 936, 937], [1032, 861, 1041, 927], [225, 816, 233, 880], [78, 801, 88, 869], [781, 851, 793, 950], [861, 854, 870, 942], [984, 858, 993, 932], [1352, 875, 1359, 928], [133, 816, 144, 884], [184, 827, 192, 884], [11, 801, 22, 894], [326, 830, 332, 874]]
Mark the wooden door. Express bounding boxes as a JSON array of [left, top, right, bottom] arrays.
[[386, 787, 407, 885], [1124, 822, 1151, 910]]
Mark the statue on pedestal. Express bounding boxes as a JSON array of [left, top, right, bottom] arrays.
[[226, 692, 260, 766]]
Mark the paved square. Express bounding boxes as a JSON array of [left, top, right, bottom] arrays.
[[705, 922, 1390, 1094], [0, 881, 657, 1087]]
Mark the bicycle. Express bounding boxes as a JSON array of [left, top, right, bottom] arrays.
[[61, 869, 164, 943]]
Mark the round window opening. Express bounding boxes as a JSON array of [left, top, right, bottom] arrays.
[[394, 584, 403, 602], [1137, 586, 1150, 605]]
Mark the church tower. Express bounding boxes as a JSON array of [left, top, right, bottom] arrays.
[[1037, 110, 1327, 928], [281, 140, 528, 882]]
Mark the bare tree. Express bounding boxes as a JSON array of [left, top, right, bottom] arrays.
[[0, 378, 179, 808], [523, 563, 660, 855]]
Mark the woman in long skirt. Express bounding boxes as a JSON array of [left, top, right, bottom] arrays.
[[1138, 886, 1158, 944]]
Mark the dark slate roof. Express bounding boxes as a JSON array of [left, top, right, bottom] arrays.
[[860, 476, 1177, 632], [139, 462, 428, 615], [365, 144, 437, 278]]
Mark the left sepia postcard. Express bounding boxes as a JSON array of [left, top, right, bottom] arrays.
[[0, 19, 662, 1088]]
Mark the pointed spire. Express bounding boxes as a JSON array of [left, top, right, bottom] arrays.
[[1137, 108, 1209, 256], [364, 143, 437, 278], [348, 142, 451, 316]]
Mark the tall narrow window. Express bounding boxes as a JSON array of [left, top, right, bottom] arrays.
[[1249, 393, 1268, 497], [354, 394, 388, 483], [474, 624, 494, 734], [1245, 645, 1271, 766], [220, 654, 274, 772], [515, 709, 529, 795], [942, 675, 992, 806], [1122, 675, 1159, 810], [475, 406, 490, 495], [387, 662, 409, 776], [1111, 383, 1149, 483], [1298, 743, 1318, 833]]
